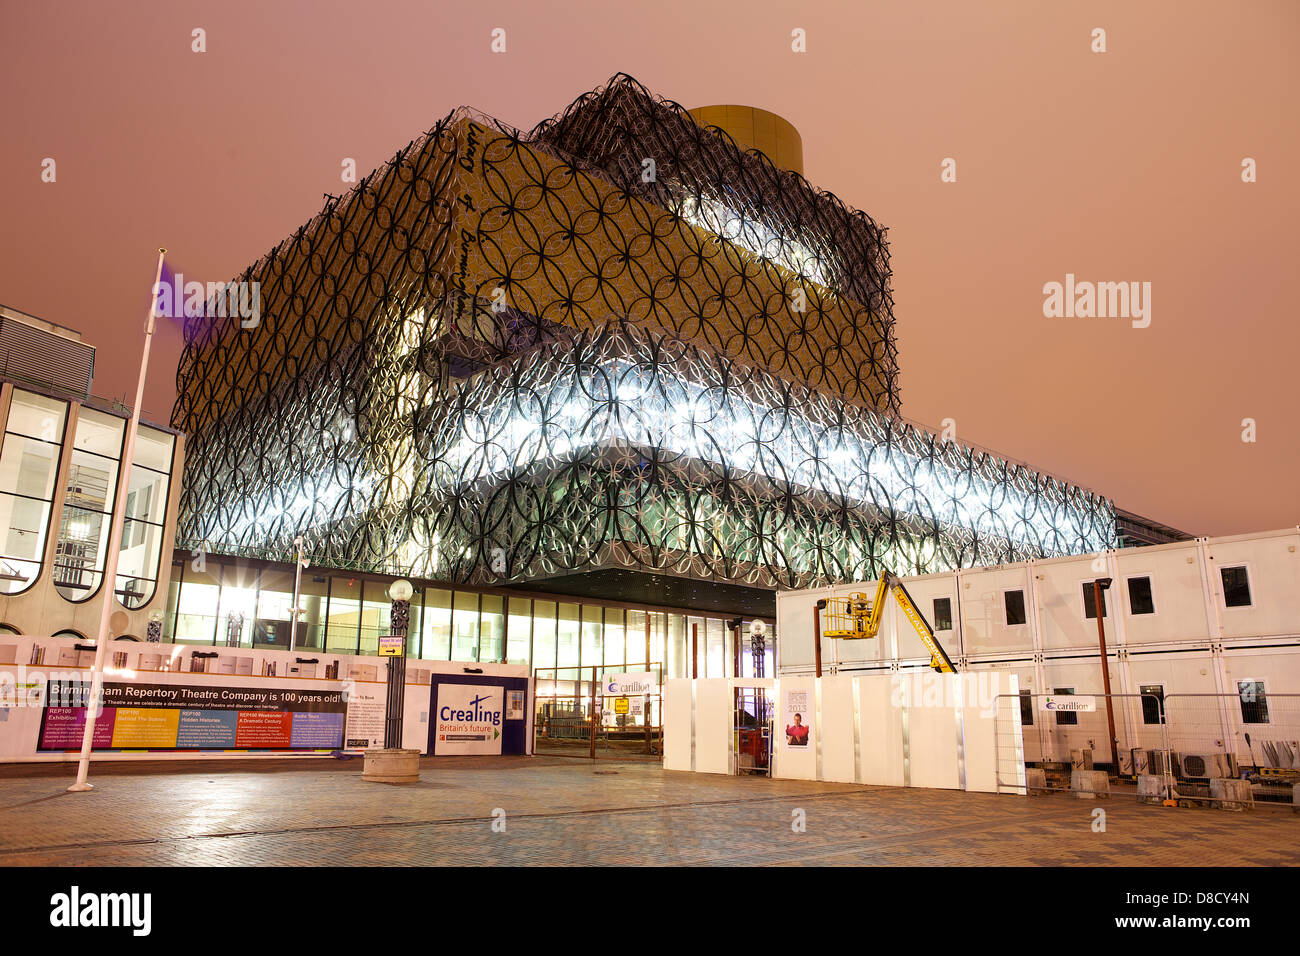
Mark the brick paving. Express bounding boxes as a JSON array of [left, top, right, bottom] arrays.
[[0, 756, 1294, 866]]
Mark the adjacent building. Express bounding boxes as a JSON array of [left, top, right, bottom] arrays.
[[0, 303, 183, 639]]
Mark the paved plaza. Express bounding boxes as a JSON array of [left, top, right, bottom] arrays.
[[0, 757, 1295, 866]]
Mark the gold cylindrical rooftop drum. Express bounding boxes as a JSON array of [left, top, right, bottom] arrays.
[[687, 105, 804, 175]]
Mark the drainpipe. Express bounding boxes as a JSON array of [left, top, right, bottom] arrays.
[[814, 599, 826, 678], [692, 621, 698, 679]]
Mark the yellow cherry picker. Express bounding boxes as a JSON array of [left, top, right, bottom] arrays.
[[816, 571, 956, 674]]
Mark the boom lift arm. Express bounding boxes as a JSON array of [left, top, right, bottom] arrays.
[[822, 571, 957, 674]]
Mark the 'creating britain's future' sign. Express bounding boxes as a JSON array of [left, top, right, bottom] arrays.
[[434, 684, 503, 754]]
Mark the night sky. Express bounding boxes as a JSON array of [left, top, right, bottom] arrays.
[[1, 0, 1296, 537]]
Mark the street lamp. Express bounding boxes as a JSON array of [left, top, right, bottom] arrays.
[[289, 535, 309, 651], [225, 612, 244, 648], [383, 578, 414, 749], [750, 619, 768, 679]]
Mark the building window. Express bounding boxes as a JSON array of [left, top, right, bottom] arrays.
[[1140, 684, 1166, 724], [1220, 565, 1252, 608], [667, 613, 686, 679], [115, 427, 175, 609], [505, 597, 532, 667], [1237, 680, 1269, 724], [1019, 690, 1034, 726], [580, 604, 603, 671], [1082, 582, 1108, 619], [932, 597, 953, 631], [1127, 576, 1155, 615], [173, 564, 220, 645], [480, 594, 505, 663], [54, 407, 126, 602], [421, 589, 452, 660], [1004, 589, 1026, 626], [0, 389, 67, 594], [402, 588, 424, 658], [359, 580, 392, 656], [325, 576, 361, 654], [1053, 687, 1078, 725], [532, 600, 558, 673], [603, 606, 626, 669], [705, 618, 724, 677], [217, 566, 258, 647], [557, 603, 580, 670], [451, 591, 481, 662]]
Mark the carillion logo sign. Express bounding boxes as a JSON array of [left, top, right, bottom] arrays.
[[1043, 695, 1095, 713], [605, 673, 655, 695]]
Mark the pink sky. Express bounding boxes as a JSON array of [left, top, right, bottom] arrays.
[[1, 0, 1296, 537]]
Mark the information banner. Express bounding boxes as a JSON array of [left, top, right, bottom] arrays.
[[38, 680, 347, 752], [781, 687, 813, 751], [343, 682, 385, 749]]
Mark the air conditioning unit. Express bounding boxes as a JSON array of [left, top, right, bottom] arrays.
[[1119, 748, 1150, 776], [1147, 749, 1179, 777], [1179, 752, 1232, 780]]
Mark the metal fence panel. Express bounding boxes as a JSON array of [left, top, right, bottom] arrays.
[[996, 690, 1299, 810]]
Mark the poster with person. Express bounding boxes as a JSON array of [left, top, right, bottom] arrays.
[[782, 688, 812, 750]]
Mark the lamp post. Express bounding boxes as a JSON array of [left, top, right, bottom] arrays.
[[729, 617, 743, 748], [1092, 577, 1120, 773], [750, 620, 769, 752], [750, 619, 768, 678], [288, 535, 308, 651], [383, 578, 413, 749], [225, 612, 244, 648]]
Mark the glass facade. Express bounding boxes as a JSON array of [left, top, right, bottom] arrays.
[[116, 426, 175, 609], [0, 390, 67, 594], [54, 407, 124, 601], [162, 558, 765, 678]]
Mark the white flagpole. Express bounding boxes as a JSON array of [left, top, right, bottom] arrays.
[[68, 247, 166, 792]]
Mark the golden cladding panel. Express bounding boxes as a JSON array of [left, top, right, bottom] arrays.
[[453, 121, 885, 409]]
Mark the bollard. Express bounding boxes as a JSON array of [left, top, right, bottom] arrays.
[[1136, 774, 1166, 805], [1209, 777, 1253, 811], [1071, 768, 1110, 799], [1026, 768, 1048, 795]]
